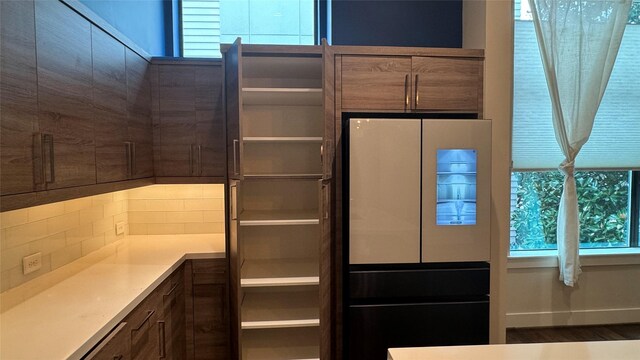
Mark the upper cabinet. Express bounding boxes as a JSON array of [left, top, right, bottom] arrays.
[[126, 48, 154, 180], [339, 52, 483, 114], [152, 61, 225, 180], [0, 0, 39, 196], [35, 0, 96, 190]]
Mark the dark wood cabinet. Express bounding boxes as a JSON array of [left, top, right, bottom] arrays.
[[189, 259, 230, 360], [35, 0, 96, 190], [0, 0, 39, 196], [92, 26, 128, 183], [159, 265, 186, 359], [84, 322, 131, 360], [153, 61, 225, 181], [126, 49, 154, 180]]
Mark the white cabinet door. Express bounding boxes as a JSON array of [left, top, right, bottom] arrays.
[[349, 118, 421, 264], [422, 119, 492, 262]]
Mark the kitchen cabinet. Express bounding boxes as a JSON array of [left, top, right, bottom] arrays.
[[189, 259, 230, 360], [159, 265, 186, 359], [339, 53, 483, 113], [153, 61, 225, 181], [126, 48, 154, 180], [0, 0, 39, 196], [84, 322, 131, 360], [223, 41, 327, 359], [34, 0, 96, 190]]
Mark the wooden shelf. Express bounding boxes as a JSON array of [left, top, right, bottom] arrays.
[[242, 327, 319, 360], [240, 210, 319, 226], [241, 258, 319, 287], [243, 137, 323, 143], [241, 290, 319, 329], [243, 174, 322, 180], [243, 88, 322, 106]]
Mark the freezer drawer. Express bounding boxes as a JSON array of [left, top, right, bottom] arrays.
[[348, 301, 489, 360], [349, 264, 489, 300]]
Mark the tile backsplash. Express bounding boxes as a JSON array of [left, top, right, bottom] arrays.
[[0, 184, 224, 293]]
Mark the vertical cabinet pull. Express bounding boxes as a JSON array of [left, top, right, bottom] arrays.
[[414, 74, 420, 109], [131, 142, 136, 177], [232, 139, 240, 176], [324, 184, 330, 220], [158, 321, 166, 358], [42, 134, 55, 184], [125, 142, 132, 179], [33, 133, 45, 185], [404, 74, 409, 111], [189, 144, 194, 176], [230, 184, 238, 220], [198, 145, 202, 176]]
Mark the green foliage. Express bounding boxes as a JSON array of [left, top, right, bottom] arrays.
[[511, 171, 630, 250], [630, 1, 640, 25]]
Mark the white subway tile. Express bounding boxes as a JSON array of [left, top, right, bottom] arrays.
[[64, 198, 92, 213], [28, 203, 65, 222], [128, 223, 148, 235], [79, 206, 104, 225], [28, 232, 66, 255], [91, 193, 113, 206], [104, 201, 124, 218], [184, 199, 220, 211], [93, 217, 114, 236], [4, 220, 48, 249], [112, 191, 128, 202], [129, 212, 166, 224], [203, 210, 225, 223], [51, 244, 81, 270], [166, 211, 203, 223], [146, 199, 184, 211], [82, 235, 105, 256], [65, 224, 93, 245], [203, 184, 225, 199], [47, 212, 80, 235], [184, 222, 221, 234], [9, 254, 51, 288], [166, 185, 203, 199], [1, 209, 29, 229], [147, 223, 184, 235], [0, 244, 31, 271], [128, 199, 147, 211]]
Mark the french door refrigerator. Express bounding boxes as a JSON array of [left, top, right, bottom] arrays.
[[345, 117, 492, 359]]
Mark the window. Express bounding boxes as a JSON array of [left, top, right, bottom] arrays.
[[181, 0, 315, 58], [510, 0, 640, 252]]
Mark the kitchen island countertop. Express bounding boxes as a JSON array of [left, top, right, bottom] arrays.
[[388, 339, 640, 360], [0, 234, 225, 360]]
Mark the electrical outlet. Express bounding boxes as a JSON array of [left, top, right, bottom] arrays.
[[115, 221, 125, 235], [23, 253, 42, 275]]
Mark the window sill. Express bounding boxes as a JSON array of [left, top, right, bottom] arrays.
[[508, 248, 640, 269]]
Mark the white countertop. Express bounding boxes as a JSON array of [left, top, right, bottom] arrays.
[[0, 234, 225, 360], [388, 340, 640, 360]]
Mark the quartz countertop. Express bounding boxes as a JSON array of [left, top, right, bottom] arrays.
[[388, 340, 640, 360], [0, 234, 225, 360]]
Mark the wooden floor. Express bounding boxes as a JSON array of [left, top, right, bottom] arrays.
[[507, 323, 640, 344]]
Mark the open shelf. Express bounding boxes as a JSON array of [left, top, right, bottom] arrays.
[[241, 290, 319, 329], [240, 210, 319, 226], [241, 258, 319, 287], [242, 327, 319, 360], [243, 88, 322, 106]]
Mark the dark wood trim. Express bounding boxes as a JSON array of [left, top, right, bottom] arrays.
[[0, 178, 154, 212], [154, 176, 226, 184], [631, 171, 639, 247], [221, 43, 323, 56], [58, 0, 152, 62], [151, 57, 223, 66], [332, 45, 483, 58]]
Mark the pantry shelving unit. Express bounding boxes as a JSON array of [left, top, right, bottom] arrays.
[[224, 39, 326, 360]]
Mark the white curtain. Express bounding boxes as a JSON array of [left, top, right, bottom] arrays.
[[528, 0, 631, 286]]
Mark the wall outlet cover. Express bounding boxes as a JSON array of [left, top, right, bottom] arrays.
[[23, 252, 42, 275], [115, 221, 125, 235]]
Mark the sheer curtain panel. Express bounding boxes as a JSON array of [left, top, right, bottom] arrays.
[[528, 0, 632, 286]]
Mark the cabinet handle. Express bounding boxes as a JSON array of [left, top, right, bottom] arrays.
[[132, 310, 155, 332], [230, 184, 238, 220], [404, 74, 409, 111], [158, 321, 166, 358], [414, 74, 420, 108], [33, 133, 45, 185], [189, 144, 194, 176], [125, 142, 132, 178], [131, 142, 136, 177], [320, 143, 324, 166], [164, 282, 179, 297], [324, 184, 329, 220], [198, 145, 202, 176], [232, 139, 240, 176], [113, 355, 123, 360], [43, 134, 55, 184]]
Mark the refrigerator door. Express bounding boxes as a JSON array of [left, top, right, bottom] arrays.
[[422, 119, 492, 262], [349, 118, 421, 264]]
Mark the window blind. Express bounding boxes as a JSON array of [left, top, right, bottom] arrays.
[[512, 21, 640, 170], [181, 0, 221, 58]]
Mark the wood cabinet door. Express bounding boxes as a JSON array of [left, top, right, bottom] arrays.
[[35, 0, 96, 190], [129, 292, 161, 360], [195, 65, 225, 177], [227, 180, 241, 360], [341, 55, 411, 111], [191, 258, 230, 360], [322, 41, 335, 180], [411, 56, 482, 112], [92, 26, 128, 183], [84, 322, 132, 360], [224, 38, 244, 180], [0, 0, 39, 196], [156, 64, 197, 177], [160, 266, 186, 359], [126, 49, 154, 179], [319, 179, 333, 360]]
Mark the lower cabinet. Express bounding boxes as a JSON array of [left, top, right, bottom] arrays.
[[83, 259, 229, 360]]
